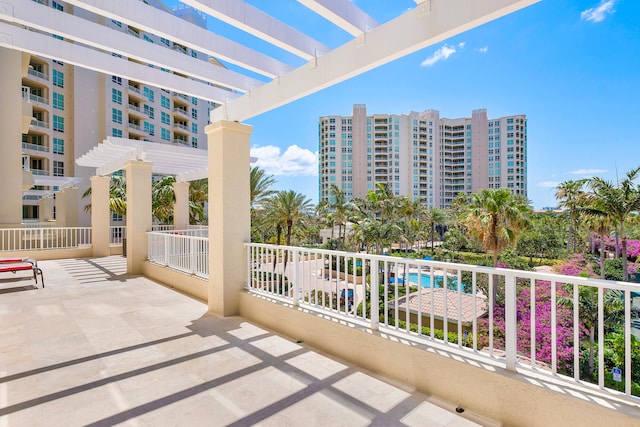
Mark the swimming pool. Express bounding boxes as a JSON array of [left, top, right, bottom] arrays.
[[407, 273, 443, 288]]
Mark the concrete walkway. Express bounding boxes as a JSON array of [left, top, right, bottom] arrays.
[[0, 257, 488, 427]]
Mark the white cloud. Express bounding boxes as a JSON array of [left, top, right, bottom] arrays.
[[581, 0, 617, 23], [477, 46, 489, 53], [538, 181, 560, 188], [250, 145, 318, 176], [421, 44, 459, 67], [571, 168, 607, 175]]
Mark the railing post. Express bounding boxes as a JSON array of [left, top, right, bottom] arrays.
[[504, 273, 517, 371], [370, 259, 379, 330], [189, 237, 197, 274], [163, 234, 170, 266], [39, 228, 44, 250], [292, 249, 300, 306]]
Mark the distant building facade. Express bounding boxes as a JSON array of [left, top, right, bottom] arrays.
[[318, 104, 527, 207], [1, 0, 217, 226]]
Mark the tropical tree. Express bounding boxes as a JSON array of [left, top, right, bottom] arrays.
[[586, 167, 640, 281], [555, 179, 587, 252], [329, 184, 349, 242], [424, 206, 448, 253], [464, 188, 531, 267], [151, 175, 176, 224], [188, 178, 208, 224], [250, 166, 276, 210]]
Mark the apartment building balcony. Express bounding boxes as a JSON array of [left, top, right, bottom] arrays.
[[25, 68, 49, 82], [30, 119, 49, 129], [173, 107, 190, 119], [22, 142, 49, 153]]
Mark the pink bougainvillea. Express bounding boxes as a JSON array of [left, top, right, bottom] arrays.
[[593, 236, 640, 262], [478, 281, 578, 371]]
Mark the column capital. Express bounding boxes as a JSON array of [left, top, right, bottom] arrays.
[[205, 120, 253, 136]]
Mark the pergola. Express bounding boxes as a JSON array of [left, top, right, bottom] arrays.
[[0, 0, 539, 315]]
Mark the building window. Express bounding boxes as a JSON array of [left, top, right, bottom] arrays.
[[143, 87, 155, 102], [160, 37, 170, 46], [112, 89, 122, 104], [53, 115, 64, 132], [161, 111, 171, 125], [112, 108, 122, 124], [112, 75, 122, 85], [191, 97, 198, 105], [191, 123, 197, 134], [191, 108, 197, 120], [161, 128, 171, 141], [191, 137, 198, 148], [112, 212, 123, 222], [144, 105, 154, 119], [53, 138, 64, 154], [52, 1, 63, 11], [53, 161, 64, 176], [161, 95, 170, 109], [52, 70, 64, 87], [52, 93, 64, 110], [144, 122, 155, 136], [143, 35, 154, 43], [112, 128, 123, 138]]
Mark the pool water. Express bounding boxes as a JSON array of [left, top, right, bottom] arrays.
[[407, 273, 443, 288]]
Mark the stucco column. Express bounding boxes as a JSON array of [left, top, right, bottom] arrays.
[[91, 175, 111, 257], [206, 120, 252, 316], [55, 189, 66, 227], [38, 196, 53, 222], [125, 160, 152, 274], [62, 187, 78, 227], [0, 48, 24, 226], [173, 181, 190, 230]]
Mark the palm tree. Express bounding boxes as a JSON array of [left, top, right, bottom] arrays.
[[586, 167, 640, 281], [81, 174, 127, 216], [151, 175, 176, 224], [582, 213, 613, 279], [250, 166, 276, 210], [329, 184, 349, 242], [188, 179, 208, 224], [424, 206, 448, 253], [264, 191, 313, 275], [464, 188, 531, 267], [555, 179, 587, 252]]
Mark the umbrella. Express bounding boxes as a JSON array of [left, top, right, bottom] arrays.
[[423, 256, 433, 261], [389, 277, 404, 284]]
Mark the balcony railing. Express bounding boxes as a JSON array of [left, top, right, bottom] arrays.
[[30, 169, 49, 176], [0, 227, 91, 251], [147, 230, 209, 278], [110, 226, 126, 245], [27, 68, 48, 81], [30, 94, 49, 105], [22, 142, 48, 152], [244, 243, 640, 402], [30, 119, 49, 129]]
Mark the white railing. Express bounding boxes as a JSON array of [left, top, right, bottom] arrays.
[[0, 227, 91, 251], [151, 224, 174, 232], [22, 221, 57, 228], [147, 231, 208, 278], [110, 226, 126, 245], [22, 142, 49, 152], [245, 243, 640, 403]]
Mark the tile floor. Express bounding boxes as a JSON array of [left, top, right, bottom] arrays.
[[0, 256, 489, 427]]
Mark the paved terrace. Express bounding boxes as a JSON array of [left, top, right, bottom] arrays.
[[0, 256, 492, 427]]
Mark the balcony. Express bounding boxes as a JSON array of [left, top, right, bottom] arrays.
[[22, 142, 49, 152], [27, 68, 48, 81], [30, 119, 49, 129]]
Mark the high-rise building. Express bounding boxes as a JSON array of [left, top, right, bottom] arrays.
[[0, 0, 217, 227], [318, 105, 527, 207]]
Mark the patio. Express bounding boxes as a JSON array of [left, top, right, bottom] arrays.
[[0, 256, 488, 426]]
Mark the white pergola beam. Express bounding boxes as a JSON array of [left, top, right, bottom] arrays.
[[212, 0, 540, 122], [0, 22, 238, 105], [180, 0, 329, 60], [297, 0, 378, 36], [176, 170, 209, 183], [61, 0, 293, 78], [0, 0, 261, 93]]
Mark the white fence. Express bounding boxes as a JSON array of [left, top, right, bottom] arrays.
[[0, 227, 92, 251], [110, 226, 126, 245], [246, 243, 640, 403], [147, 230, 208, 277]]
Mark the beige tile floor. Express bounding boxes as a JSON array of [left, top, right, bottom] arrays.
[[0, 256, 489, 427]]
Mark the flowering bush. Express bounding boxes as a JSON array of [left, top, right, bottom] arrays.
[[555, 254, 597, 277], [593, 236, 640, 261], [478, 280, 577, 372]]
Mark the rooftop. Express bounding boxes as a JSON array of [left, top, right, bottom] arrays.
[[391, 287, 488, 325], [0, 256, 488, 426]]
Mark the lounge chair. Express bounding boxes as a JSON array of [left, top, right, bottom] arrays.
[[0, 258, 44, 288]]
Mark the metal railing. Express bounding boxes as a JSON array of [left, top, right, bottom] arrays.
[[30, 119, 49, 129], [30, 94, 48, 104], [22, 221, 57, 228], [27, 68, 48, 80], [22, 142, 49, 152], [110, 226, 126, 245], [0, 227, 91, 251], [245, 243, 640, 403], [147, 230, 208, 278], [151, 224, 174, 232]]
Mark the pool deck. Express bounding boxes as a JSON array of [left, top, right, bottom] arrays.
[[0, 256, 492, 426]]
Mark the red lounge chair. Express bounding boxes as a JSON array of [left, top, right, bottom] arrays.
[[0, 258, 44, 288]]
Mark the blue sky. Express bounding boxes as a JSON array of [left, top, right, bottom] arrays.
[[167, 0, 640, 209]]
